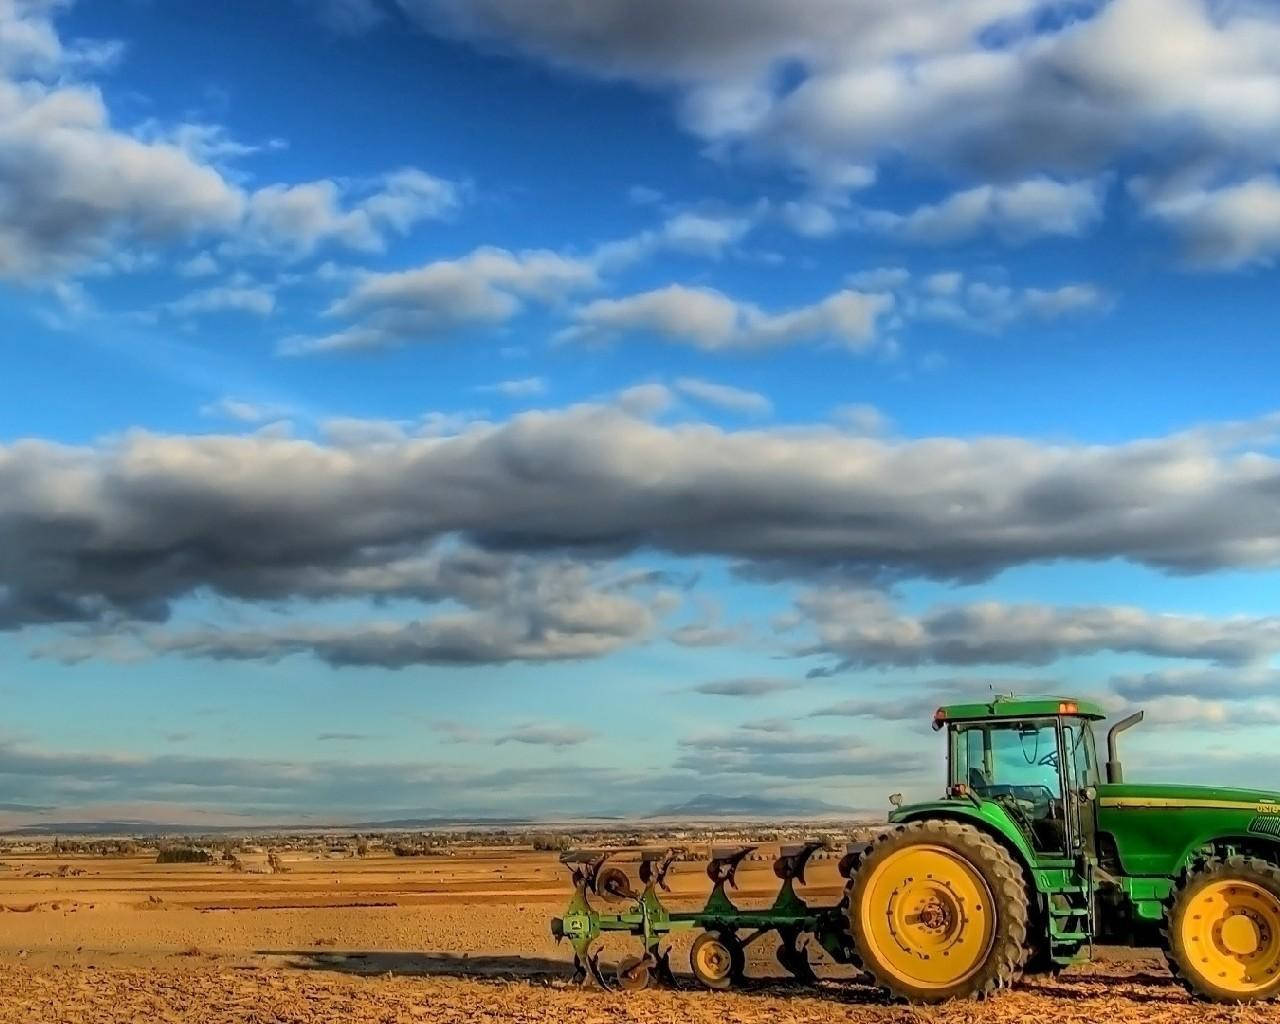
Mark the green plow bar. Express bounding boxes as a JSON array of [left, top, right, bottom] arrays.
[[550, 840, 860, 990]]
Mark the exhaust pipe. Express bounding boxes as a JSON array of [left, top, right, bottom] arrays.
[[1105, 710, 1144, 784]]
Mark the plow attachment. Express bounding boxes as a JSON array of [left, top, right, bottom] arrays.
[[551, 841, 862, 990]]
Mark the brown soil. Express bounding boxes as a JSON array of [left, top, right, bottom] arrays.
[[0, 847, 1266, 1021]]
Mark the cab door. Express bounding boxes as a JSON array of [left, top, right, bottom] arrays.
[[1060, 718, 1099, 859]]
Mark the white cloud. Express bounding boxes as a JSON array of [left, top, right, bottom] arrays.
[[199, 397, 292, 424], [616, 382, 674, 417], [0, 77, 245, 278], [240, 168, 460, 260], [1144, 175, 1280, 270], [861, 177, 1107, 245], [674, 376, 772, 416], [561, 283, 894, 352], [593, 208, 758, 269], [834, 402, 889, 435], [284, 245, 598, 354], [798, 588, 1280, 670], [626, 184, 663, 204], [404, 0, 1280, 204], [871, 269, 1112, 334], [313, 0, 387, 34], [13, 406, 1280, 632], [846, 267, 910, 291], [177, 251, 219, 278], [0, 4, 462, 280], [476, 376, 547, 398], [167, 285, 276, 317], [781, 199, 839, 238]]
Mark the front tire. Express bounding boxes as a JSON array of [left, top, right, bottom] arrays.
[[847, 820, 1029, 1002], [1165, 855, 1280, 1002]]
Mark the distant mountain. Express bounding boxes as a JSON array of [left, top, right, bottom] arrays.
[[645, 793, 854, 819]]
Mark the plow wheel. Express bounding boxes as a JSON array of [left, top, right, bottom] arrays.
[[690, 931, 745, 990], [776, 931, 818, 983], [848, 820, 1028, 1003], [615, 954, 654, 992], [1165, 856, 1280, 1002]]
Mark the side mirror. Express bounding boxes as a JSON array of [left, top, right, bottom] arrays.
[[889, 792, 904, 808]]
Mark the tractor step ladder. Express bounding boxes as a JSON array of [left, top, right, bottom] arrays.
[[1046, 886, 1092, 965]]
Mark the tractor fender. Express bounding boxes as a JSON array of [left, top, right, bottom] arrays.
[[889, 802, 1049, 893], [1174, 831, 1280, 877]]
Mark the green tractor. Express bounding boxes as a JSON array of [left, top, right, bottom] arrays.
[[552, 695, 1280, 1003]]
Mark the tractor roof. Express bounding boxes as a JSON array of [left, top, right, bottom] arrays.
[[934, 695, 1108, 726]]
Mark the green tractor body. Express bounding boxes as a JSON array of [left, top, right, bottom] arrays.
[[551, 694, 1280, 1002]]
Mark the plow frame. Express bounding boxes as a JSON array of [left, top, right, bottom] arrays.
[[551, 842, 856, 989]]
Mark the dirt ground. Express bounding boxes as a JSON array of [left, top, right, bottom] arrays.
[[0, 845, 1270, 1023]]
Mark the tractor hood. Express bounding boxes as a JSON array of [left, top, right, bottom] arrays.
[[1096, 782, 1280, 875], [1098, 782, 1280, 810]]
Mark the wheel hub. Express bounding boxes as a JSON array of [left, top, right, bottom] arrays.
[[1219, 913, 1263, 958], [697, 943, 729, 977], [916, 898, 951, 932]]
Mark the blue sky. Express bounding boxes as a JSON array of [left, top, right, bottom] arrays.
[[3, 0, 1280, 824]]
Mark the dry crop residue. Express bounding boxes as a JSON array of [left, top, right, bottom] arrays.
[[0, 959, 1273, 1024]]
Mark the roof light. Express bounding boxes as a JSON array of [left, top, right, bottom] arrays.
[[1058, 701, 1079, 715], [932, 707, 947, 731]]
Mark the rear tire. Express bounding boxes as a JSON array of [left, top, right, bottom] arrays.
[[1164, 855, 1280, 1003], [847, 819, 1029, 1002]]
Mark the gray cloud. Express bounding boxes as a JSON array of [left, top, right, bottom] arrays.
[[1143, 176, 1280, 271], [401, 0, 1280, 189], [798, 588, 1280, 671], [675, 727, 928, 781], [430, 719, 595, 748], [0, 736, 678, 818], [1108, 667, 1280, 703], [857, 177, 1108, 246], [9, 407, 1280, 632], [284, 246, 597, 354], [494, 723, 595, 748], [673, 376, 772, 416], [559, 283, 894, 352], [690, 677, 801, 698], [0, 7, 459, 280], [140, 560, 664, 669], [857, 266, 1111, 335], [807, 677, 1064, 721]]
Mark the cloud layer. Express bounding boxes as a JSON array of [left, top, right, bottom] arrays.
[[8, 407, 1280, 632]]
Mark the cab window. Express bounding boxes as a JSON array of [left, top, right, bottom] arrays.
[[951, 719, 1066, 853]]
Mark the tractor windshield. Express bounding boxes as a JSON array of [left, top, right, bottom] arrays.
[[951, 718, 1067, 853]]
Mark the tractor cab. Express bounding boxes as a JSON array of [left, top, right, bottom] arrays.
[[933, 696, 1107, 858]]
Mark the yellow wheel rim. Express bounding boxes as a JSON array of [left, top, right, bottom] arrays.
[[692, 937, 733, 984], [1180, 880, 1280, 995], [858, 844, 995, 990]]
